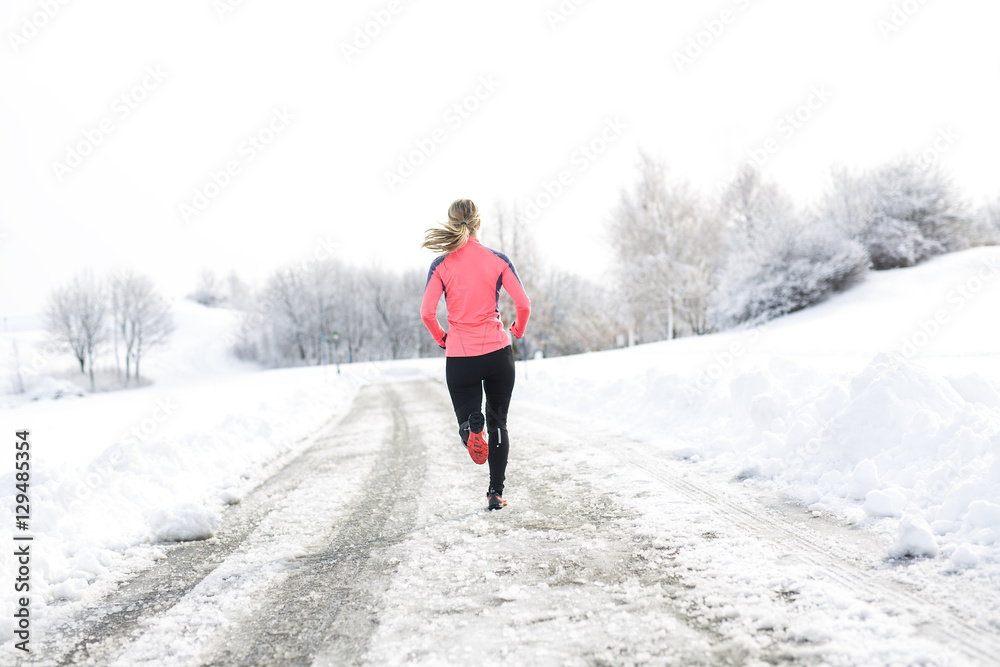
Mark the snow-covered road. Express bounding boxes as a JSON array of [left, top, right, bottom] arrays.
[[16, 377, 1000, 666]]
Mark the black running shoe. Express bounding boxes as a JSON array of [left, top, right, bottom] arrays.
[[487, 487, 507, 510]]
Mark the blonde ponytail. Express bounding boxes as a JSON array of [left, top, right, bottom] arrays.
[[422, 199, 482, 254]]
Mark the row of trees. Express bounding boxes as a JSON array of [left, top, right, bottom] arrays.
[[613, 154, 999, 341], [46, 270, 174, 390], [29, 153, 992, 385], [226, 152, 998, 368], [226, 203, 624, 367], [226, 262, 431, 367], [483, 203, 622, 358]]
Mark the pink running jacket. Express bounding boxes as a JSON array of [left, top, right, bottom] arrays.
[[421, 238, 531, 357]]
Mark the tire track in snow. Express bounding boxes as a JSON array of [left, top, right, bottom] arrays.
[[362, 380, 726, 666], [614, 445, 1000, 665], [197, 379, 427, 666], [19, 383, 385, 667], [518, 403, 1000, 666]]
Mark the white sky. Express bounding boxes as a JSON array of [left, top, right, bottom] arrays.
[[2, 0, 999, 319]]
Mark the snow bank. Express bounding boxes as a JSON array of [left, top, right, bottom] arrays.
[[27, 377, 86, 402], [889, 515, 939, 559], [148, 502, 222, 542], [523, 352, 1000, 561]]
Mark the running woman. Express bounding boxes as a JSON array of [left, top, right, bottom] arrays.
[[420, 199, 531, 511]]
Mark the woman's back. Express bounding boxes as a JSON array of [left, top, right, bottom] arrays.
[[421, 237, 530, 357]]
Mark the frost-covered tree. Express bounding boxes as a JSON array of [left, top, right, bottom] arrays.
[[370, 268, 424, 360], [709, 168, 870, 330], [241, 259, 423, 367], [259, 268, 308, 363], [823, 158, 974, 270], [189, 270, 226, 306], [113, 271, 174, 381], [533, 270, 621, 356], [110, 269, 174, 382], [46, 271, 108, 390], [402, 269, 442, 359], [308, 260, 343, 363], [187, 269, 251, 309], [6, 326, 25, 394], [720, 165, 797, 241], [610, 153, 724, 342], [974, 199, 1000, 247], [336, 267, 380, 364], [988, 200, 1000, 231], [226, 271, 252, 310]]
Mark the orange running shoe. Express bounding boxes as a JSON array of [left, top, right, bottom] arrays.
[[466, 411, 488, 465]]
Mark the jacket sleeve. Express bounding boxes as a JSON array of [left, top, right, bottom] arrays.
[[420, 266, 447, 347], [502, 262, 531, 338]]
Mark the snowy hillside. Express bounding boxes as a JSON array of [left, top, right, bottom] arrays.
[[515, 246, 1000, 570]]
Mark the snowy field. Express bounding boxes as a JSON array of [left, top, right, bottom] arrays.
[[0, 246, 998, 665]]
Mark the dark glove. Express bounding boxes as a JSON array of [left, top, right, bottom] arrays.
[[439, 333, 447, 349]]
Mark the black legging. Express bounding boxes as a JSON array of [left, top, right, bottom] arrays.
[[445, 345, 515, 496]]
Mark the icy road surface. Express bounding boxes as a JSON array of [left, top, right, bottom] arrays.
[[18, 378, 1000, 666]]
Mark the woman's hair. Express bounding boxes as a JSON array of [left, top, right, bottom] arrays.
[[422, 199, 481, 254]]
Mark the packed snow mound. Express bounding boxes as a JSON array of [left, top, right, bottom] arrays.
[[697, 355, 1000, 546], [148, 503, 220, 542], [946, 373, 1000, 409], [863, 488, 907, 518], [28, 376, 86, 401], [889, 515, 939, 558]]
